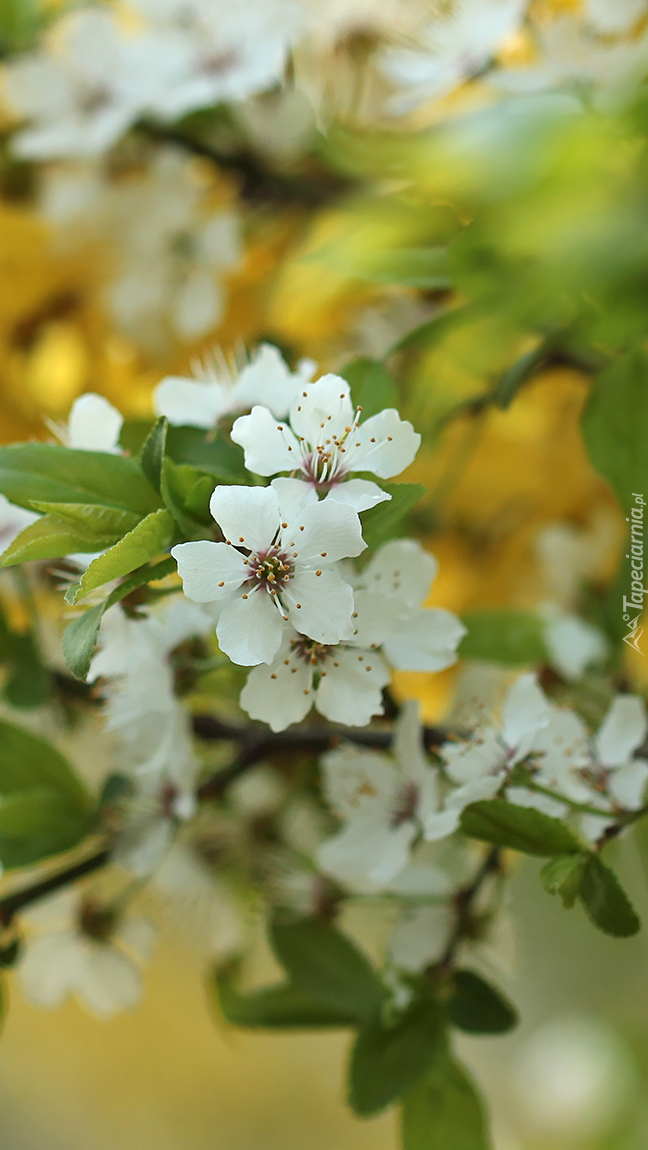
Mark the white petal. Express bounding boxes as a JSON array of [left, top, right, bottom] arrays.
[[76, 944, 142, 1018], [233, 343, 304, 417], [320, 745, 397, 820], [171, 541, 247, 602], [324, 478, 391, 513], [543, 615, 608, 681], [501, 673, 550, 757], [231, 406, 299, 474], [217, 587, 284, 665], [240, 651, 313, 731], [421, 807, 461, 842], [289, 373, 354, 444], [446, 773, 506, 808], [154, 376, 229, 428], [209, 484, 279, 552], [529, 706, 590, 785], [349, 589, 400, 648], [115, 818, 173, 877], [608, 759, 648, 809], [442, 727, 503, 784], [368, 822, 418, 885], [362, 538, 437, 607], [315, 647, 390, 726], [290, 499, 366, 563], [67, 393, 123, 452], [506, 786, 567, 819], [270, 477, 318, 524], [349, 409, 421, 478], [317, 818, 414, 891], [389, 905, 453, 973], [19, 932, 84, 1008], [384, 608, 466, 671], [596, 695, 648, 767], [283, 568, 354, 644]]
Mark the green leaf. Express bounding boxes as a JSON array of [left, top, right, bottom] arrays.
[[0, 515, 118, 569], [460, 800, 582, 857], [340, 358, 399, 420], [351, 246, 450, 289], [540, 853, 587, 908], [62, 556, 177, 680], [494, 339, 552, 410], [579, 853, 640, 938], [349, 1000, 447, 1117], [360, 483, 426, 550], [162, 458, 214, 531], [458, 610, 548, 665], [390, 303, 473, 354], [0, 602, 51, 708], [447, 971, 518, 1035], [270, 917, 385, 1024], [401, 1058, 492, 1150], [28, 502, 141, 538], [0, 720, 92, 868], [0, 0, 43, 52], [582, 350, 648, 505], [140, 417, 168, 494], [215, 968, 358, 1029], [166, 425, 247, 482], [0, 443, 162, 516], [66, 509, 174, 604]]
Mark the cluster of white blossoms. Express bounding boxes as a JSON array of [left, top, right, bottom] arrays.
[[165, 356, 466, 726], [316, 675, 648, 897]]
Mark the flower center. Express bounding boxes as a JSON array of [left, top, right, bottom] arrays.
[[79, 899, 117, 942], [390, 781, 420, 828], [247, 548, 294, 594], [297, 409, 362, 488], [290, 635, 333, 664]]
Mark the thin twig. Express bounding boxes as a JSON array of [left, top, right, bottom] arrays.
[[0, 848, 110, 927], [439, 846, 501, 969]]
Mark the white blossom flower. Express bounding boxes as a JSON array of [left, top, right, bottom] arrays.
[[154, 343, 316, 429], [132, 0, 303, 120], [231, 372, 420, 513], [379, 0, 526, 114], [172, 484, 366, 665], [240, 538, 465, 730], [520, 694, 648, 835], [0, 494, 38, 556], [19, 889, 156, 1018], [54, 392, 124, 453], [440, 673, 551, 808], [585, 0, 647, 35], [5, 9, 185, 160], [89, 597, 213, 789], [316, 703, 461, 893]]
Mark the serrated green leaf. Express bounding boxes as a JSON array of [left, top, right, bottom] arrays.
[[360, 483, 426, 550], [140, 417, 168, 494], [28, 502, 141, 538], [458, 610, 548, 666], [270, 917, 385, 1024], [401, 1057, 492, 1150], [579, 853, 640, 938], [540, 853, 587, 908], [460, 800, 582, 857], [349, 1000, 447, 1117], [66, 509, 174, 604], [0, 514, 117, 569], [214, 968, 358, 1029], [582, 351, 648, 506], [447, 971, 518, 1035], [0, 443, 161, 516], [340, 358, 399, 421], [62, 556, 177, 680]]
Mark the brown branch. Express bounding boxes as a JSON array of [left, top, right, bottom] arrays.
[[439, 846, 502, 969], [0, 714, 451, 923]]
